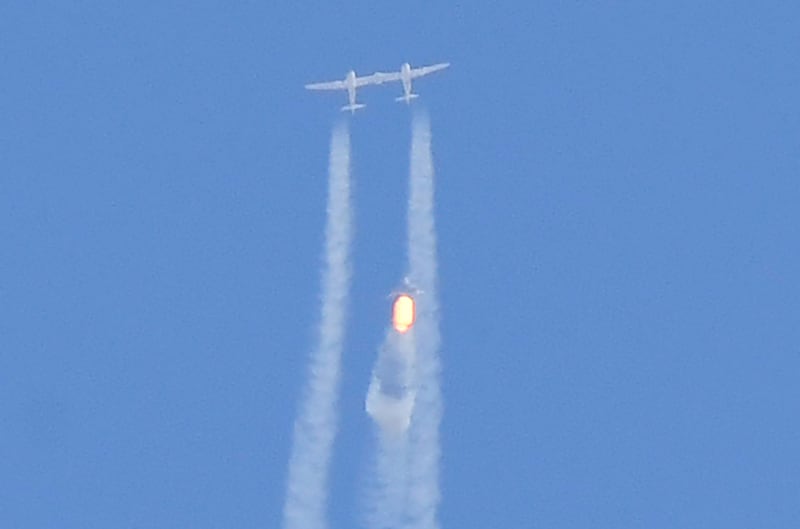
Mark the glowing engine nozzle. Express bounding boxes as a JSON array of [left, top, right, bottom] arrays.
[[392, 294, 416, 333]]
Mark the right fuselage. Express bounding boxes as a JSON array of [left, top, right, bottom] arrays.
[[400, 62, 412, 97]]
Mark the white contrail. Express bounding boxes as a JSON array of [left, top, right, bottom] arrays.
[[284, 121, 352, 529], [403, 110, 442, 529], [361, 401, 411, 529], [364, 328, 415, 529], [363, 110, 442, 529]]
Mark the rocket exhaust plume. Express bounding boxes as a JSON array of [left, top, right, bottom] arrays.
[[392, 294, 416, 333], [363, 327, 415, 529], [284, 121, 352, 529], [364, 110, 442, 529]]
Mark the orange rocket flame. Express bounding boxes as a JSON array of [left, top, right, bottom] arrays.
[[392, 294, 416, 333]]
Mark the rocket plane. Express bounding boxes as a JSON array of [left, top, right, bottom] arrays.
[[390, 277, 423, 334], [367, 280, 421, 434]]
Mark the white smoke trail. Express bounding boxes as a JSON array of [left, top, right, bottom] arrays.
[[363, 110, 442, 529], [284, 121, 352, 529], [403, 110, 442, 529], [361, 409, 410, 529], [363, 328, 415, 529]]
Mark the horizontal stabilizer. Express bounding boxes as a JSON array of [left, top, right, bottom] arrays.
[[341, 103, 366, 113], [395, 93, 419, 104]]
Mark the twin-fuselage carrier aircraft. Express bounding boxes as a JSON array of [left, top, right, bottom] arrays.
[[305, 62, 450, 113]]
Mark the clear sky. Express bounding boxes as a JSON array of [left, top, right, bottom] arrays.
[[2, 2, 799, 528]]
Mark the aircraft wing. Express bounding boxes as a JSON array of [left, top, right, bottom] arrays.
[[305, 80, 347, 91], [411, 62, 450, 79], [355, 71, 401, 87]]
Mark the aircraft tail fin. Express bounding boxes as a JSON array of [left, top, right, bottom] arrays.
[[395, 93, 419, 104], [341, 103, 366, 113]]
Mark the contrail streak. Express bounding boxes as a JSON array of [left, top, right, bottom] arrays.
[[361, 406, 410, 529], [364, 328, 415, 529], [284, 121, 352, 529], [403, 110, 442, 529], [363, 110, 442, 529]]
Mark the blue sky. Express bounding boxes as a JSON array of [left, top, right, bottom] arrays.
[[2, 2, 799, 528]]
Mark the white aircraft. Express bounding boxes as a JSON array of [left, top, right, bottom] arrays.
[[305, 62, 449, 112], [377, 62, 450, 104], [305, 70, 390, 113]]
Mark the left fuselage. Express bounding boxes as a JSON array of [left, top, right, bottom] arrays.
[[345, 70, 357, 104]]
